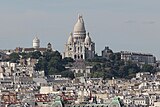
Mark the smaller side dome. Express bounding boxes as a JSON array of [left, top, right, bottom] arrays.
[[85, 32, 91, 45], [67, 33, 73, 44], [33, 37, 40, 48]]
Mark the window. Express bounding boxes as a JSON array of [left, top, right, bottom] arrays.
[[81, 55, 83, 59], [74, 55, 77, 59]]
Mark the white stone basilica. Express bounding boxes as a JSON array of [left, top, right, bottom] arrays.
[[63, 15, 95, 60]]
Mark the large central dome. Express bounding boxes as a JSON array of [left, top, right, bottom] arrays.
[[73, 15, 86, 34]]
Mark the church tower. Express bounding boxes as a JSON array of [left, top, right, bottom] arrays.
[[63, 15, 95, 60]]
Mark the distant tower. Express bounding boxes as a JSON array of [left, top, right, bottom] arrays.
[[33, 37, 40, 49], [47, 43, 52, 51]]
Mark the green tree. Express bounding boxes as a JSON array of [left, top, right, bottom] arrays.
[[9, 52, 20, 63], [141, 64, 155, 73], [62, 57, 74, 65], [34, 50, 70, 76], [60, 70, 75, 79], [31, 51, 42, 59], [19, 52, 27, 59], [91, 71, 104, 78]]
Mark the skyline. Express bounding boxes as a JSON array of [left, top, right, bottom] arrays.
[[0, 0, 160, 59]]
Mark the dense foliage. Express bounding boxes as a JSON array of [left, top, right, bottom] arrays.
[[34, 50, 74, 77], [9, 52, 20, 63], [19, 51, 42, 59], [87, 52, 156, 79], [7, 50, 157, 79], [8, 51, 74, 79]]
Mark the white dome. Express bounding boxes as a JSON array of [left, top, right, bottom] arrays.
[[33, 37, 40, 48], [85, 32, 91, 44], [33, 37, 40, 42], [67, 33, 73, 44], [73, 15, 86, 34]]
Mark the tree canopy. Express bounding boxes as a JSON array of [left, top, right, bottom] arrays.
[[34, 51, 74, 78], [6, 49, 157, 80], [88, 52, 155, 79], [9, 52, 20, 63]]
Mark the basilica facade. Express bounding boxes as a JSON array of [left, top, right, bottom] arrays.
[[63, 15, 95, 60]]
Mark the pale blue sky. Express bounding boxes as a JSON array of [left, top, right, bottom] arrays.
[[0, 0, 160, 59]]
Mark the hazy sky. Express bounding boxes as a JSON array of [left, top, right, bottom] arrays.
[[0, 0, 160, 59]]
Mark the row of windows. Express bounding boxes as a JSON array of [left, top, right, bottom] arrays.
[[74, 70, 86, 73], [68, 47, 90, 52], [74, 36, 85, 40], [74, 55, 83, 59], [134, 101, 145, 104], [68, 47, 83, 52]]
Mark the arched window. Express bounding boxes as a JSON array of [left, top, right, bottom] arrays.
[[81, 55, 83, 59], [74, 55, 77, 59]]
